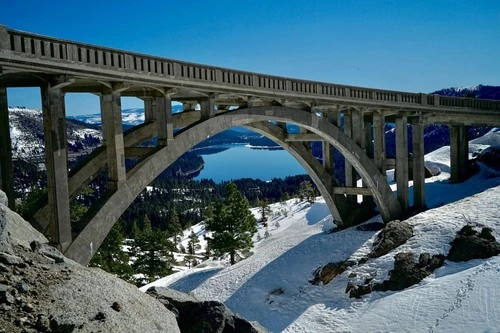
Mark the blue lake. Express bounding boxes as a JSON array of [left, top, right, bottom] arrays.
[[193, 145, 307, 182]]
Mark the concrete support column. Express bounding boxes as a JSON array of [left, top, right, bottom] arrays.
[[41, 84, 72, 250], [143, 98, 154, 122], [0, 86, 15, 209], [100, 89, 126, 191], [395, 115, 409, 210], [373, 113, 386, 174], [450, 125, 469, 183], [200, 94, 216, 120], [182, 102, 196, 112], [155, 94, 173, 145], [411, 118, 426, 209], [343, 111, 357, 204]]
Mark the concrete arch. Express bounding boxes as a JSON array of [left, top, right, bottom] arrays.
[[65, 106, 401, 265]]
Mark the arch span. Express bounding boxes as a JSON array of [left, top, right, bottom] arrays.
[[64, 106, 401, 265]]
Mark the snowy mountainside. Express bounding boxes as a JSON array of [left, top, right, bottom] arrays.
[[143, 129, 500, 333], [68, 104, 184, 127], [8, 107, 102, 159]]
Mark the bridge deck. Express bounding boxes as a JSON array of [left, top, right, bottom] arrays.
[[1, 25, 499, 126]]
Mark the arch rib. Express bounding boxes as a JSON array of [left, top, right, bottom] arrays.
[[64, 106, 401, 265]]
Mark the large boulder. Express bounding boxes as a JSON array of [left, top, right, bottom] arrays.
[[0, 191, 180, 333], [369, 220, 413, 258], [147, 286, 268, 333], [447, 225, 500, 262]]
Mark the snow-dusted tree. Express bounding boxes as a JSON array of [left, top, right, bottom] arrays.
[[264, 227, 270, 239], [257, 198, 272, 225], [185, 230, 201, 268], [299, 180, 316, 203], [205, 182, 257, 265]]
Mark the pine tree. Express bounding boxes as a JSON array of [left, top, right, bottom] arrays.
[[167, 205, 183, 247], [90, 222, 133, 282], [185, 230, 201, 268], [131, 215, 176, 285], [205, 182, 257, 265], [299, 180, 316, 203], [257, 198, 272, 225]]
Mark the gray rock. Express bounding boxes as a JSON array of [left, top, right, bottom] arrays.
[[147, 286, 268, 333], [370, 220, 413, 258], [30, 241, 66, 264], [447, 226, 500, 262], [0, 191, 7, 207], [0, 252, 24, 266]]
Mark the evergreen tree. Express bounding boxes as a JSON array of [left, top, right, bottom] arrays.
[[205, 182, 257, 265], [131, 215, 176, 285], [257, 198, 272, 225], [299, 180, 316, 203], [185, 230, 201, 268], [167, 205, 183, 247], [90, 222, 133, 282]]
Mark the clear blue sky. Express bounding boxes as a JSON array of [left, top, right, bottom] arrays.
[[1, 0, 499, 115]]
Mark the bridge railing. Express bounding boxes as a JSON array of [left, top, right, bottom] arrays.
[[2, 26, 499, 111]]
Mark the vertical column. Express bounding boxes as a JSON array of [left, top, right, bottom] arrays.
[[343, 111, 357, 204], [143, 98, 154, 122], [373, 112, 386, 174], [459, 125, 469, 181], [450, 125, 469, 183], [411, 117, 426, 208], [395, 115, 409, 209], [200, 94, 216, 120], [100, 88, 126, 191], [41, 84, 72, 250], [155, 94, 173, 145], [0, 85, 15, 209]]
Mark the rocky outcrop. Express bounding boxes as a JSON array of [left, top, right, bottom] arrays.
[[369, 220, 413, 258], [447, 225, 500, 262], [147, 286, 268, 333], [309, 260, 356, 285], [0, 191, 180, 333], [0, 190, 266, 333], [346, 252, 445, 298]]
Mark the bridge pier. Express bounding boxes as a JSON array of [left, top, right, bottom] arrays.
[[449, 124, 469, 183], [41, 84, 72, 251], [395, 115, 409, 209], [100, 88, 126, 191], [145, 94, 173, 145], [200, 95, 216, 119], [0, 85, 15, 209], [373, 112, 386, 174], [411, 118, 426, 208], [343, 112, 357, 204]]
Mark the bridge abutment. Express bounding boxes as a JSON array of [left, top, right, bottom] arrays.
[[41, 83, 72, 251]]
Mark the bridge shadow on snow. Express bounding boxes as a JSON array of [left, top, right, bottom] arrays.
[[168, 267, 224, 294], [222, 225, 377, 332]]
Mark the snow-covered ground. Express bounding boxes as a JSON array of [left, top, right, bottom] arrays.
[[142, 128, 500, 333]]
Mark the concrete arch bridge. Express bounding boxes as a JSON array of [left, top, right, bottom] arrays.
[[1, 26, 499, 265]]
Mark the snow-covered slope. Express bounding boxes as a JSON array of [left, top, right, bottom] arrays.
[[143, 129, 500, 332], [9, 107, 101, 159]]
